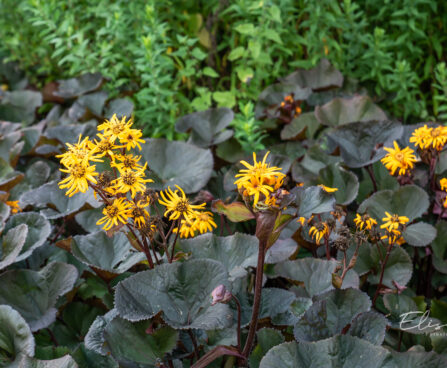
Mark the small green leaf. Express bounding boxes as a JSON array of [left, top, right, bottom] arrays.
[[228, 47, 245, 61], [234, 23, 256, 35], [213, 91, 236, 108], [203, 66, 219, 78], [211, 200, 255, 222]]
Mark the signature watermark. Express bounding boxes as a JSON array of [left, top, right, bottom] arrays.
[[400, 311, 447, 336]]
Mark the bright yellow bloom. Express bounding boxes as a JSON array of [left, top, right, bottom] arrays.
[[427, 126, 447, 150], [111, 154, 144, 172], [381, 229, 402, 245], [6, 201, 21, 214], [242, 176, 274, 207], [129, 200, 150, 228], [159, 185, 206, 222], [111, 164, 153, 198], [318, 185, 338, 193], [440, 178, 447, 191], [96, 198, 132, 231], [97, 114, 133, 142], [354, 213, 377, 231], [190, 211, 217, 234], [173, 220, 197, 238], [410, 125, 433, 149], [118, 128, 145, 151], [91, 133, 120, 157], [56, 135, 101, 167], [59, 161, 98, 197], [381, 141, 417, 176], [309, 222, 329, 245], [380, 212, 409, 232]]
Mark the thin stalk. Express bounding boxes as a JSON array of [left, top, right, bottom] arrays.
[[188, 329, 200, 362], [366, 164, 378, 193], [231, 295, 242, 352], [324, 236, 330, 260], [372, 243, 394, 307], [170, 219, 180, 262]]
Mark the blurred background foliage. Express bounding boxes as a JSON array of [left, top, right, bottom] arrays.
[[0, 0, 446, 141]]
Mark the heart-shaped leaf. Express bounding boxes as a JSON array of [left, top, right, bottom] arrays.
[[403, 222, 437, 247], [347, 311, 388, 345], [115, 259, 231, 329], [280, 112, 320, 141], [72, 344, 118, 368], [141, 139, 213, 193], [0, 224, 28, 270], [72, 231, 145, 274]]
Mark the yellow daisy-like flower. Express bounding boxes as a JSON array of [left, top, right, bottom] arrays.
[[234, 152, 285, 186], [173, 220, 197, 238], [129, 200, 150, 228], [159, 185, 206, 222], [118, 128, 145, 151], [111, 164, 153, 198], [318, 185, 338, 193], [242, 176, 274, 207], [381, 141, 417, 176], [440, 178, 447, 191], [6, 200, 21, 214], [427, 126, 447, 150], [380, 229, 402, 245], [190, 211, 217, 234], [56, 135, 101, 167], [409, 125, 433, 149], [97, 114, 133, 142], [353, 213, 377, 231], [380, 212, 409, 232], [96, 198, 132, 231], [309, 222, 329, 245], [91, 133, 121, 157], [59, 161, 98, 197], [111, 154, 144, 172]]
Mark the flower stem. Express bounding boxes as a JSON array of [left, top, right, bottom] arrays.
[[366, 164, 378, 193], [170, 219, 180, 262], [372, 242, 394, 307], [231, 295, 242, 352]]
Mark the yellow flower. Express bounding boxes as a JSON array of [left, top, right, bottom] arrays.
[[129, 200, 150, 228], [111, 154, 144, 172], [309, 222, 329, 245], [118, 128, 145, 151], [173, 220, 197, 238], [353, 213, 377, 231], [318, 185, 338, 193], [111, 163, 153, 198], [56, 135, 101, 167], [380, 229, 402, 245], [440, 178, 447, 191], [380, 212, 409, 232], [297, 217, 306, 225], [381, 141, 417, 176], [97, 114, 133, 142], [6, 200, 21, 214], [242, 176, 274, 207], [96, 198, 132, 231], [91, 133, 120, 157], [59, 161, 98, 197], [427, 126, 447, 150], [410, 125, 433, 149], [159, 185, 206, 222], [190, 211, 217, 234]]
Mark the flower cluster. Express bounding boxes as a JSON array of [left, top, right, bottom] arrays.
[[440, 178, 447, 208], [381, 141, 417, 176], [234, 152, 285, 208], [410, 124, 447, 151], [279, 94, 302, 118]]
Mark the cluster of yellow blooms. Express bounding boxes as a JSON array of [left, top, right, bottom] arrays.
[[234, 152, 285, 208], [354, 212, 409, 245], [410, 124, 447, 151], [57, 115, 216, 237]]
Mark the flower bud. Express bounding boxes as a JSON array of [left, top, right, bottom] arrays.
[[211, 285, 232, 306]]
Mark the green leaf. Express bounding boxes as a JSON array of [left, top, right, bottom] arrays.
[[432, 221, 447, 274], [212, 91, 236, 108], [72, 231, 145, 273], [390, 351, 447, 368], [271, 297, 313, 326], [179, 232, 258, 280], [249, 328, 284, 368], [84, 310, 118, 356], [348, 311, 388, 345], [403, 222, 437, 247], [280, 112, 320, 141], [259, 336, 391, 368], [315, 96, 387, 127], [326, 120, 403, 168], [140, 139, 213, 193], [175, 107, 234, 148], [104, 318, 178, 366], [318, 164, 359, 205], [55, 73, 103, 98], [358, 185, 430, 222], [228, 47, 245, 61], [115, 259, 232, 329], [0, 262, 78, 331], [293, 186, 336, 218], [293, 288, 371, 342], [203, 66, 219, 78], [274, 258, 337, 297], [0, 223, 28, 270], [75, 208, 103, 233], [236, 66, 254, 83], [72, 344, 118, 368], [282, 59, 343, 91], [234, 23, 256, 35], [0, 305, 35, 365], [3, 212, 51, 262], [211, 200, 255, 222], [0, 90, 42, 125], [105, 98, 134, 119]]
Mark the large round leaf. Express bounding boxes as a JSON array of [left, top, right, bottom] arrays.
[[318, 164, 359, 205], [280, 113, 320, 141], [175, 108, 234, 147], [0, 262, 78, 331], [358, 185, 430, 222], [104, 317, 178, 367], [140, 139, 213, 193], [55, 73, 103, 98], [115, 259, 231, 329], [259, 336, 391, 368], [326, 120, 403, 168], [292, 186, 336, 219], [249, 328, 285, 368], [293, 288, 371, 342], [3, 212, 51, 262], [274, 259, 337, 297], [315, 96, 387, 127], [85, 310, 118, 356], [0, 224, 28, 270], [72, 344, 118, 368], [72, 231, 145, 274], [15, 354, 78, 368], [346, 311, 388, 345], [432, 221, 447, 274], [402, 222, 437, 247], [0, 305, 35, 365]]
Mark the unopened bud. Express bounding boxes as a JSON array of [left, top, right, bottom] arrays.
[[211, 285, 232, 306]]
